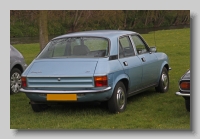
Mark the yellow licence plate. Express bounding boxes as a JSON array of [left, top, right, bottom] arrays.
[[47, 94, 77, 101]]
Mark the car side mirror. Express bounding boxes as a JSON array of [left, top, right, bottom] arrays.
[[149, 47, 157, 53]]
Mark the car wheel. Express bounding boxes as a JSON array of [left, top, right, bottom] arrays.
[[10, 68, 22, 94], [30, 102, 49, 112], [185, 99, 190, 112], [108, 81, 127, 113], [155, 67, 169, 93]]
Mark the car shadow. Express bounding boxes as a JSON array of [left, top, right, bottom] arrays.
[[41, 88, 160, 114], [44, 101, 110, 114], [127, 88, 160, 103]]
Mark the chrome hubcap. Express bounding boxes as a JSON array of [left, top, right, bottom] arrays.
[[161, 73, 168, 90], [116, 87, 125, 109], [10, 72, 21, 93]]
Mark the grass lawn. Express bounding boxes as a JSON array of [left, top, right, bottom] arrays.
[[10, 28, 190, 129]]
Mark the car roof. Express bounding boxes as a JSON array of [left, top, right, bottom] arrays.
[[52, 30, 138, 40]]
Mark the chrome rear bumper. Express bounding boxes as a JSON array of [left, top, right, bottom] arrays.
[[20, 87, 112, 94], [175, 92, 190, 97]]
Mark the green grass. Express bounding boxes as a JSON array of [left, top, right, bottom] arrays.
[[11, 28, 190, 130]]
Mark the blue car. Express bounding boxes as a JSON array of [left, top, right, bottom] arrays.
[[20, 30, 171, 113]]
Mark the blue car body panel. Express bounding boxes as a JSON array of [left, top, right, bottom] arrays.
[[20, 30, 170, 103]]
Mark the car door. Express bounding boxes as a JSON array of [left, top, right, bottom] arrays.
[[118, 36, 143, 92], [130, 35, 159, 88]]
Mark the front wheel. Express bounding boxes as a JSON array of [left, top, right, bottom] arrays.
[[155, 67, 169, 93], [108, 81, 127, 113]]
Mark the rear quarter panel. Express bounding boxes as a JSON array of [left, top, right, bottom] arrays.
[[94, 58, 129, 93]]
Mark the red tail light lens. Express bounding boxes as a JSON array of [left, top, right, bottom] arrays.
[[94, 76, 108, 87], [21, 77, 27, 88], [180, 81, 190, 90]]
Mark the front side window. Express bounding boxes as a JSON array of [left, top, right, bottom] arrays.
[[131, 35, 149, 54], [37, 37, 109, 58], [119, 36, 135, 58]]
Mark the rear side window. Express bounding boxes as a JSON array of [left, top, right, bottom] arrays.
[[119, 36, 135, 58]]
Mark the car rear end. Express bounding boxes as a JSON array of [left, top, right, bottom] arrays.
[[19, 36, 114, 110]]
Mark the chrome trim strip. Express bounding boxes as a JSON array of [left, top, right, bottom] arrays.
[[20, 87, 112, 94], [175, 92, 190, 97], [128, 83, 157, 97]]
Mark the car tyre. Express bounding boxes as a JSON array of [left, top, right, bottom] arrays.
[[155, 67, 169, 93], [31, 102, 49, 112], [108, 81, 127, 113], [185, 98, 190, 112], [10, 68, 22, 94]]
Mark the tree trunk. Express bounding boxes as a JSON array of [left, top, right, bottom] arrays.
[[39, 10, 48, 51], [69, 10, 84, 32], [145, 10, 149, 26]]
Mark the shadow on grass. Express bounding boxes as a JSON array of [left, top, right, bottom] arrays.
[[37, 88, 161, 114], [127, 88, 160, 103], [43, 101, 110, 114]]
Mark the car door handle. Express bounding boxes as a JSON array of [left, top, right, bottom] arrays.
[[141, 57, 146, 62], [123, 61, 128, 66]]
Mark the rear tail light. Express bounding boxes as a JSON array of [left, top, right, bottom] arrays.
[[180, 81, 190, 90], [21, 77, 27, 88], [94, 76, 108, 87]]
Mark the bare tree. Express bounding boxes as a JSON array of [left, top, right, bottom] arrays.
[[68, 10, 84, 32], [39, 10, 48, 51]]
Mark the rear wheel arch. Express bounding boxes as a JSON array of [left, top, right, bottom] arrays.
[[112, 74, 129, 94], [118, 78, 129, 93], [11, 64, 23, 73]]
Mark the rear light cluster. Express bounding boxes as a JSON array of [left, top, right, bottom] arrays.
[[21, 77, 27, 88], [180, 81, 190, 90], [21, 76, 108, 88], [94, 76, 108, 87]]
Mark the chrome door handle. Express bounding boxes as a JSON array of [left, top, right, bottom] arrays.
[[141, 57, 146, 62], [123, 61, 128, 66]]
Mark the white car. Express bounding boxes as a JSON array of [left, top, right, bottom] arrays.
[[10, 45, 27, 94]]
